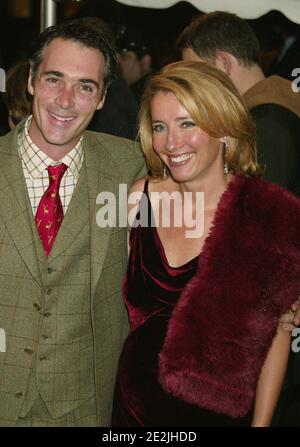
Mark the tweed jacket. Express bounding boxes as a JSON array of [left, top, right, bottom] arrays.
[[0, 122, 147, 426], [159, 175, 300, 418]]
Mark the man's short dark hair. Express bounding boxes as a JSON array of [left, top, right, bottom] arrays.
[[177, 11, 261, 66], [30, 18, 119, 94]]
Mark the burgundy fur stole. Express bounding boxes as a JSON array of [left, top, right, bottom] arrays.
[[159, 175, 300, 418]]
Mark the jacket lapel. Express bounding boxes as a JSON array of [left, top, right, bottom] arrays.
[[0, 128, 42, 286], [84, 134, 119, 299]]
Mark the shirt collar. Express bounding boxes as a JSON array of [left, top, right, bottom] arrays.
[[18, 115, 84, 180]]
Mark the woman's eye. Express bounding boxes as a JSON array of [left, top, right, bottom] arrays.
[[181, 120, 195, 128], [152, 123, 165, 133]]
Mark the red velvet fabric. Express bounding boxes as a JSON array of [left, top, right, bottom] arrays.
[[159, 175, 300, 418], [112, 179, 252, 426]]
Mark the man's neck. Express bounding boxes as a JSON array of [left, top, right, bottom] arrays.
[[234, 64, 266, 96]]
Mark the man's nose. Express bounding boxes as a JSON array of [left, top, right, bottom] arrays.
[[55, 85, 75, 109]]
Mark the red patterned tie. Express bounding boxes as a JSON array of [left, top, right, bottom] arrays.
[[35, 163, 68, 256]]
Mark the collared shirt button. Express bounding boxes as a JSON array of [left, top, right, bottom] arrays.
[[47, 267, 53, 274], [39, 355, 48, 361], [46, 288, 52, 295], [24, 348, 34, 355], [15, 392, 23, 399], [43, 312, 52, 318]]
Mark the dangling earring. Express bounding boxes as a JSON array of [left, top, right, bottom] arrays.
[[223, 137, 229, 174], [163, 164, 167, 179]]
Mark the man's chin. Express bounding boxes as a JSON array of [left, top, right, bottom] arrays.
[[42, 132, 79, 148]]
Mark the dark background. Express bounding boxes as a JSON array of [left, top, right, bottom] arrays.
[[0, 0, 299, 73]]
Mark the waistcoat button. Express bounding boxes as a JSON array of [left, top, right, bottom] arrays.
[[33, 302, 41, 312], [24, 348, 34, 355]]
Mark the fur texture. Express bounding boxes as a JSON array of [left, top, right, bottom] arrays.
[[159, 175, 300, 417]]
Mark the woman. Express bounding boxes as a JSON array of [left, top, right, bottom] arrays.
[[112, 61, 300, 426]]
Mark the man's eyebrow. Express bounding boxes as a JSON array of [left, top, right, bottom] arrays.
[[42, 71, 100, 89], [42, 70, 64, 77], [79, 79, 100, 89]]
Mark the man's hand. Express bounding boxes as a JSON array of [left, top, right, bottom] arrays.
[[291, 297, 300, 326], [280, 297, 300, 332]]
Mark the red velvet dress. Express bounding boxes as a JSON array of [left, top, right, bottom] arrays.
[[112, 180, 252, 426]]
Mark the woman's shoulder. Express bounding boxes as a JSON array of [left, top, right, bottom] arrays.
[[129, 176, 148, 195], [129, 175, 174, 195]]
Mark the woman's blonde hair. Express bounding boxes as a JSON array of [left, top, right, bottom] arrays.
[[139, 60, 261, 178]]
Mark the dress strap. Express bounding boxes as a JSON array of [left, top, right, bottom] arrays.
[[143, 178, 149, 197]]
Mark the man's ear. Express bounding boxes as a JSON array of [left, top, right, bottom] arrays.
[[27, 68, 34, 95], [96, 90, 106, 110], [140, 54, 152, 75], [214, 51, 232, 76]]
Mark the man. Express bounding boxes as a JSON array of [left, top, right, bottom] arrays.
[[116, 25, 153, 103], [178, 12, 300, 196], [82, 17, 139, 140], [0, 19, 146, 426]]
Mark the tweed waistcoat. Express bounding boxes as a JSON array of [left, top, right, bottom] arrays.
[[0, 124, 147, 427], [19, 160, 96, 419]]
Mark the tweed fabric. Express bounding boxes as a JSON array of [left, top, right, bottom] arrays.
[[17, 395, 97, 427], [20, 161, 95, 419], [0, 121, 147, 426]]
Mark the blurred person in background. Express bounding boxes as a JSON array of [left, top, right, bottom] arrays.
[[178, 11, 300, 197], [116, 25, 154, 103], [267, 11, 300, 82], [5, 60, 32, 129], [82, 17, 139, 140]]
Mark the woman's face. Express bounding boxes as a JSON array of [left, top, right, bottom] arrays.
[[151, 90, 224, 184]]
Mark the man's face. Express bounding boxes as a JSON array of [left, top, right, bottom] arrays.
[[28, 38, 106, 157], [118, 51, 142, 86]]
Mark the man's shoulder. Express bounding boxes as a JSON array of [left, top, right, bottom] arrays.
[[83, 130, 147, 181], [244, 76, 300, 118], [83, 129, 137, 147], [250, 102, 299, 123], [0, 127, 18, 154], [83, 130, 142, 160]]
